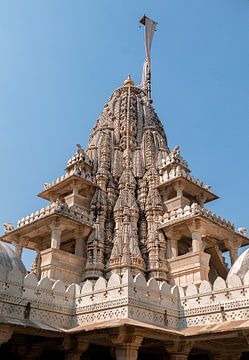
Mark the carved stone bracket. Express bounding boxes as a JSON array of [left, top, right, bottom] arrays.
[[109, 327, 144, 360]]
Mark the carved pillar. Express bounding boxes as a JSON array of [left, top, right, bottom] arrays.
[[229, 247, 238, 265], [115, 344, 140, 360], [171, 239, 178, 258], [110, 328, 143, 360], [15, 243, 23, 259], [75, 236, 84, 257], [50, 223, 62, 249], [223, 238, 241, 265], [64, 338, 89, 360], [165, 340, 192, 360], [174, 182, 184, 197], [191, 230, 202, 252], [31, 248, 41, 280], [166, 237, 172, 258], [114, 336, 143, 360], [166, 231, 181, 259]]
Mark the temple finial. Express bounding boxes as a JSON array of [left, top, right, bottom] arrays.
[[124, 73, 135, 87]]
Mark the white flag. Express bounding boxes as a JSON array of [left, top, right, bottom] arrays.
[[141, 16, 157, 90], [144, 17, 157, 62]]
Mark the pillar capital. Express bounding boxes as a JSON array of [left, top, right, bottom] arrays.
[[109, 327, 143, 360], [49, 219, 65, 231], [165, 340, 193, 360], [174, 181, 185, 196]]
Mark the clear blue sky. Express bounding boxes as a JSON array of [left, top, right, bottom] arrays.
[[0, 1, 248, 269]]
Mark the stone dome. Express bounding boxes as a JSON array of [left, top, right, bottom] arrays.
[[0, 241, 26, 275], [227, 247, 249, 280]]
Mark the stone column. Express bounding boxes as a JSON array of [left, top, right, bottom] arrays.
[[50, 223, 62, 249], [166, 238, 172, 258], [224, 238, 241, 265], [115, 338, 143, 360], [174, 182, 184, 197], [31, 248, 41, 280], [64, 338, 89, 360], [15, 243, 23, 259], [110, 329, 143, 360], [191, 230, 202, 252], [166, 340, 192, 360], [166, 231, 181, 259], [171, 239, 178, 258], [115, 345, 139, 360], [74, 230, 88, 258], [229, 247, 238, 265]]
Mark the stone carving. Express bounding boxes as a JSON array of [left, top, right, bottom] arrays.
[[3, 223, 14, 233]]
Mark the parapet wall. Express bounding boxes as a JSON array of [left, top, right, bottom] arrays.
[[178, 273, 249, 328], [0, 265, 73, 329], [74, 271, 179, 328], [1, 265, 249, 331], [0, 267, 179, 329]]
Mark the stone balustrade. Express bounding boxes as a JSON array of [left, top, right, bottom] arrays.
[[2, 267, 249, 332], [161, 203, 235, 231], [0, 268, 179, 330], [160, 149, 188, 169], [43, 171, 95, 191], [16, 202, 93, 229], [178, 272, 249, 328], [160, 168, 212, 192]]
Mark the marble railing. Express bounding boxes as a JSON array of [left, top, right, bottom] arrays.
[[43, 171, 95, 191], [160, 168, 212, 192], [161, 203, 235, 231], [0, 268, 179, 329], [16, 202, 93, 229], [1, 266, 249, 330], [160, 150, 188, 169], [178, 272, 249, 328]]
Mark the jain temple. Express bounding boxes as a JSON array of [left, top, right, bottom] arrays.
[[0, 16, 249, 360]]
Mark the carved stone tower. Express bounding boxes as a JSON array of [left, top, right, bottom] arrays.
[[2, 17, 247, 288], [86, 75, 169, 280]]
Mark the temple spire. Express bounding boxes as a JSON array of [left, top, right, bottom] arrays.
[[140, 15, 157, 102]]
